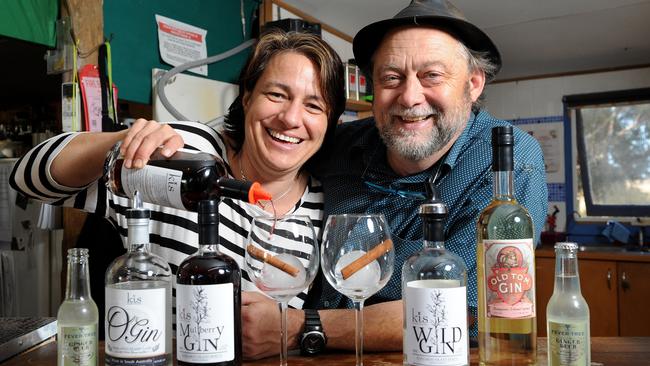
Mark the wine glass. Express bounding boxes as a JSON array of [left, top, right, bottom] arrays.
[[245, 215, 319, 366], [320, 214, 394, 366]]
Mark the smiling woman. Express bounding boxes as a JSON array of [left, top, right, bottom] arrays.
[[8, 28, 346, 361], [222, 29, 346, 215]]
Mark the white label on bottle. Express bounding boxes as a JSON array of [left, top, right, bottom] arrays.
[[59, 324, 97, 366], [176, 283, 235, 363], [548, 321, 589, 366], [104, 287, 167, 360], [121, 164, 184, 209], [404, 280, 468, 366], [482, 239, 536, 319]]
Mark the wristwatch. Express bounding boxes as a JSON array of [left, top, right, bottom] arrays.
[[300, 309, 327, 356]]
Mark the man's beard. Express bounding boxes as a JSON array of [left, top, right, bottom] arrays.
[[378, 88, 472, 161]]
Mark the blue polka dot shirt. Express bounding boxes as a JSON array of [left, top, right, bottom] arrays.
[[306, 109, 548, 337]]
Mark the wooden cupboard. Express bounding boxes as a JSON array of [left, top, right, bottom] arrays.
[[535, 247, 650, 337]]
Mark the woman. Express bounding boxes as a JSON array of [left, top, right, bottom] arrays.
[[10, 30, 344, 310]]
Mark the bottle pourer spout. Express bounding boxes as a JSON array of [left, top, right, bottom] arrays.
[[420, 176, 447, 217], [249, 182, 272, 204], [132, 190, 143, 209], [127, 190, 150, 219], [425, 177, 440, 202]]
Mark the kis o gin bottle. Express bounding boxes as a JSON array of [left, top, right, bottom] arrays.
[[104, 192, 173, 366]]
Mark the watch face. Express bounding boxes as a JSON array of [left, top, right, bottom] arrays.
[[301, 331, 325, 355]]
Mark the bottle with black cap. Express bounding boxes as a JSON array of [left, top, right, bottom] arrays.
[[105, 142, 271, 211], [402, 180, 469, 366], [104, 191, 173, 366], [176, 199, 242, 366], [477, 126, 536, 365]]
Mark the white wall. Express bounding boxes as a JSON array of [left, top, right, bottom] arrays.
[[485, 67, 650, 119], [484, 67, 650, 231]]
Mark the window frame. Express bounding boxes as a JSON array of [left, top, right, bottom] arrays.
[[563, 87, 650, 241]]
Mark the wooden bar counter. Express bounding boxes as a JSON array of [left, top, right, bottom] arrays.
[[3, 337, 649, 365]]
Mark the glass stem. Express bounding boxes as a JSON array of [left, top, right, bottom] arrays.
[[279, 301, 288, 366], [354, 300, 365, 366]]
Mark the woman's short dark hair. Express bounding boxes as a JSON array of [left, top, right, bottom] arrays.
[[223, 29, 346, 157]]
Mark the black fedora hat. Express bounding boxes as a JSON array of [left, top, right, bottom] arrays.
[[353, 0, 501, 77]]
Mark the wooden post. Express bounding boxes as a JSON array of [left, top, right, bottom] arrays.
[[59, 0, 103, 296]]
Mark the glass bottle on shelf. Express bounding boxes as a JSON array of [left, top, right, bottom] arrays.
[[477, 126, 536, 365], [104, 142, 270, 211], [402, 181, 469, 366], [547, 242, 590, 366], [57, 248, 99, 366], [104, 191, 173, 366], [176, 199, 242, 366]]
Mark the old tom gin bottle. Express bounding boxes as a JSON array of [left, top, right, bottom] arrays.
[[477, 126, 536, 365], [402, 181, 469, 366], [57, 248, 99, 366], [546, 242, 590, 366]]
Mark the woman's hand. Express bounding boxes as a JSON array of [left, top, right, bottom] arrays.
[[120, 118, 185, 168]]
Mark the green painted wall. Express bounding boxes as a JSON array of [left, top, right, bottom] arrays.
[[104, 0, 258, 104], [0, 0, 58, 47]]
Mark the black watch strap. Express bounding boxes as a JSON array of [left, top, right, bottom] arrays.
[[304, 309, 323, 330], [300, 309, 327, 355]]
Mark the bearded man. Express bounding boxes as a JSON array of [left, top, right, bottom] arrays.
[[242, 0, 548, 358]]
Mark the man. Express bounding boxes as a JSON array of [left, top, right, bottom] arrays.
[[242, 0, 547, 358]]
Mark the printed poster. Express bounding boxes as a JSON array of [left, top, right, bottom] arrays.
[[155, 15, 208, 76]]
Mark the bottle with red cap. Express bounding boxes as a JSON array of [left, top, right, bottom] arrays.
[[104, 142, 270, 211]]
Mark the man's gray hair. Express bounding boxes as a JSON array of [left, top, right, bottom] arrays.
[[458, 42, 499, 113]]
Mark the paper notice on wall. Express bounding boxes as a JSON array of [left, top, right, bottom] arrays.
[[155, 14, 208, 76], [519, 122, 564, 183]]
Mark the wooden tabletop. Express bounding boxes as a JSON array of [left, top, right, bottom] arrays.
[[3, 337, 649, 366]]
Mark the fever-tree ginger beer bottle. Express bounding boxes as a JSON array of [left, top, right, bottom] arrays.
[[57, 248, 99, 366], [547, 242, 590, 366]]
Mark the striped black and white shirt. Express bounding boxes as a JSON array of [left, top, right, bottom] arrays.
[[9, 121, 324, 309]]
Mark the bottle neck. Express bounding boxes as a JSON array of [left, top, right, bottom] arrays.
[[197, 200, 220, 254], [422, 218, 445, 249], [493, 169, 514, 199], [65, 254, 92, 301], [553, 249, 582, 294], [198, 222, 219, 254], [127, 218, 150, 252]]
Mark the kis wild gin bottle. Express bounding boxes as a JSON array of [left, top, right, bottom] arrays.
[[547, 242, 590, 366], [176, 200, 242, 366], [104, 192, 173, 366], [477, 126, 536, 365], [105, 142, 269, 211], [57, 248, 99, 366], [402, 181, 468, 366]]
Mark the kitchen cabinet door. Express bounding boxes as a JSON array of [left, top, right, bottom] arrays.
[[618, 261, 650, 336], [580, 260, 619, 336]]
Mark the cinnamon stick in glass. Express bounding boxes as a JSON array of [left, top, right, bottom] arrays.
[[340, 239, 393, 280], [246, 244, 300, 277]]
